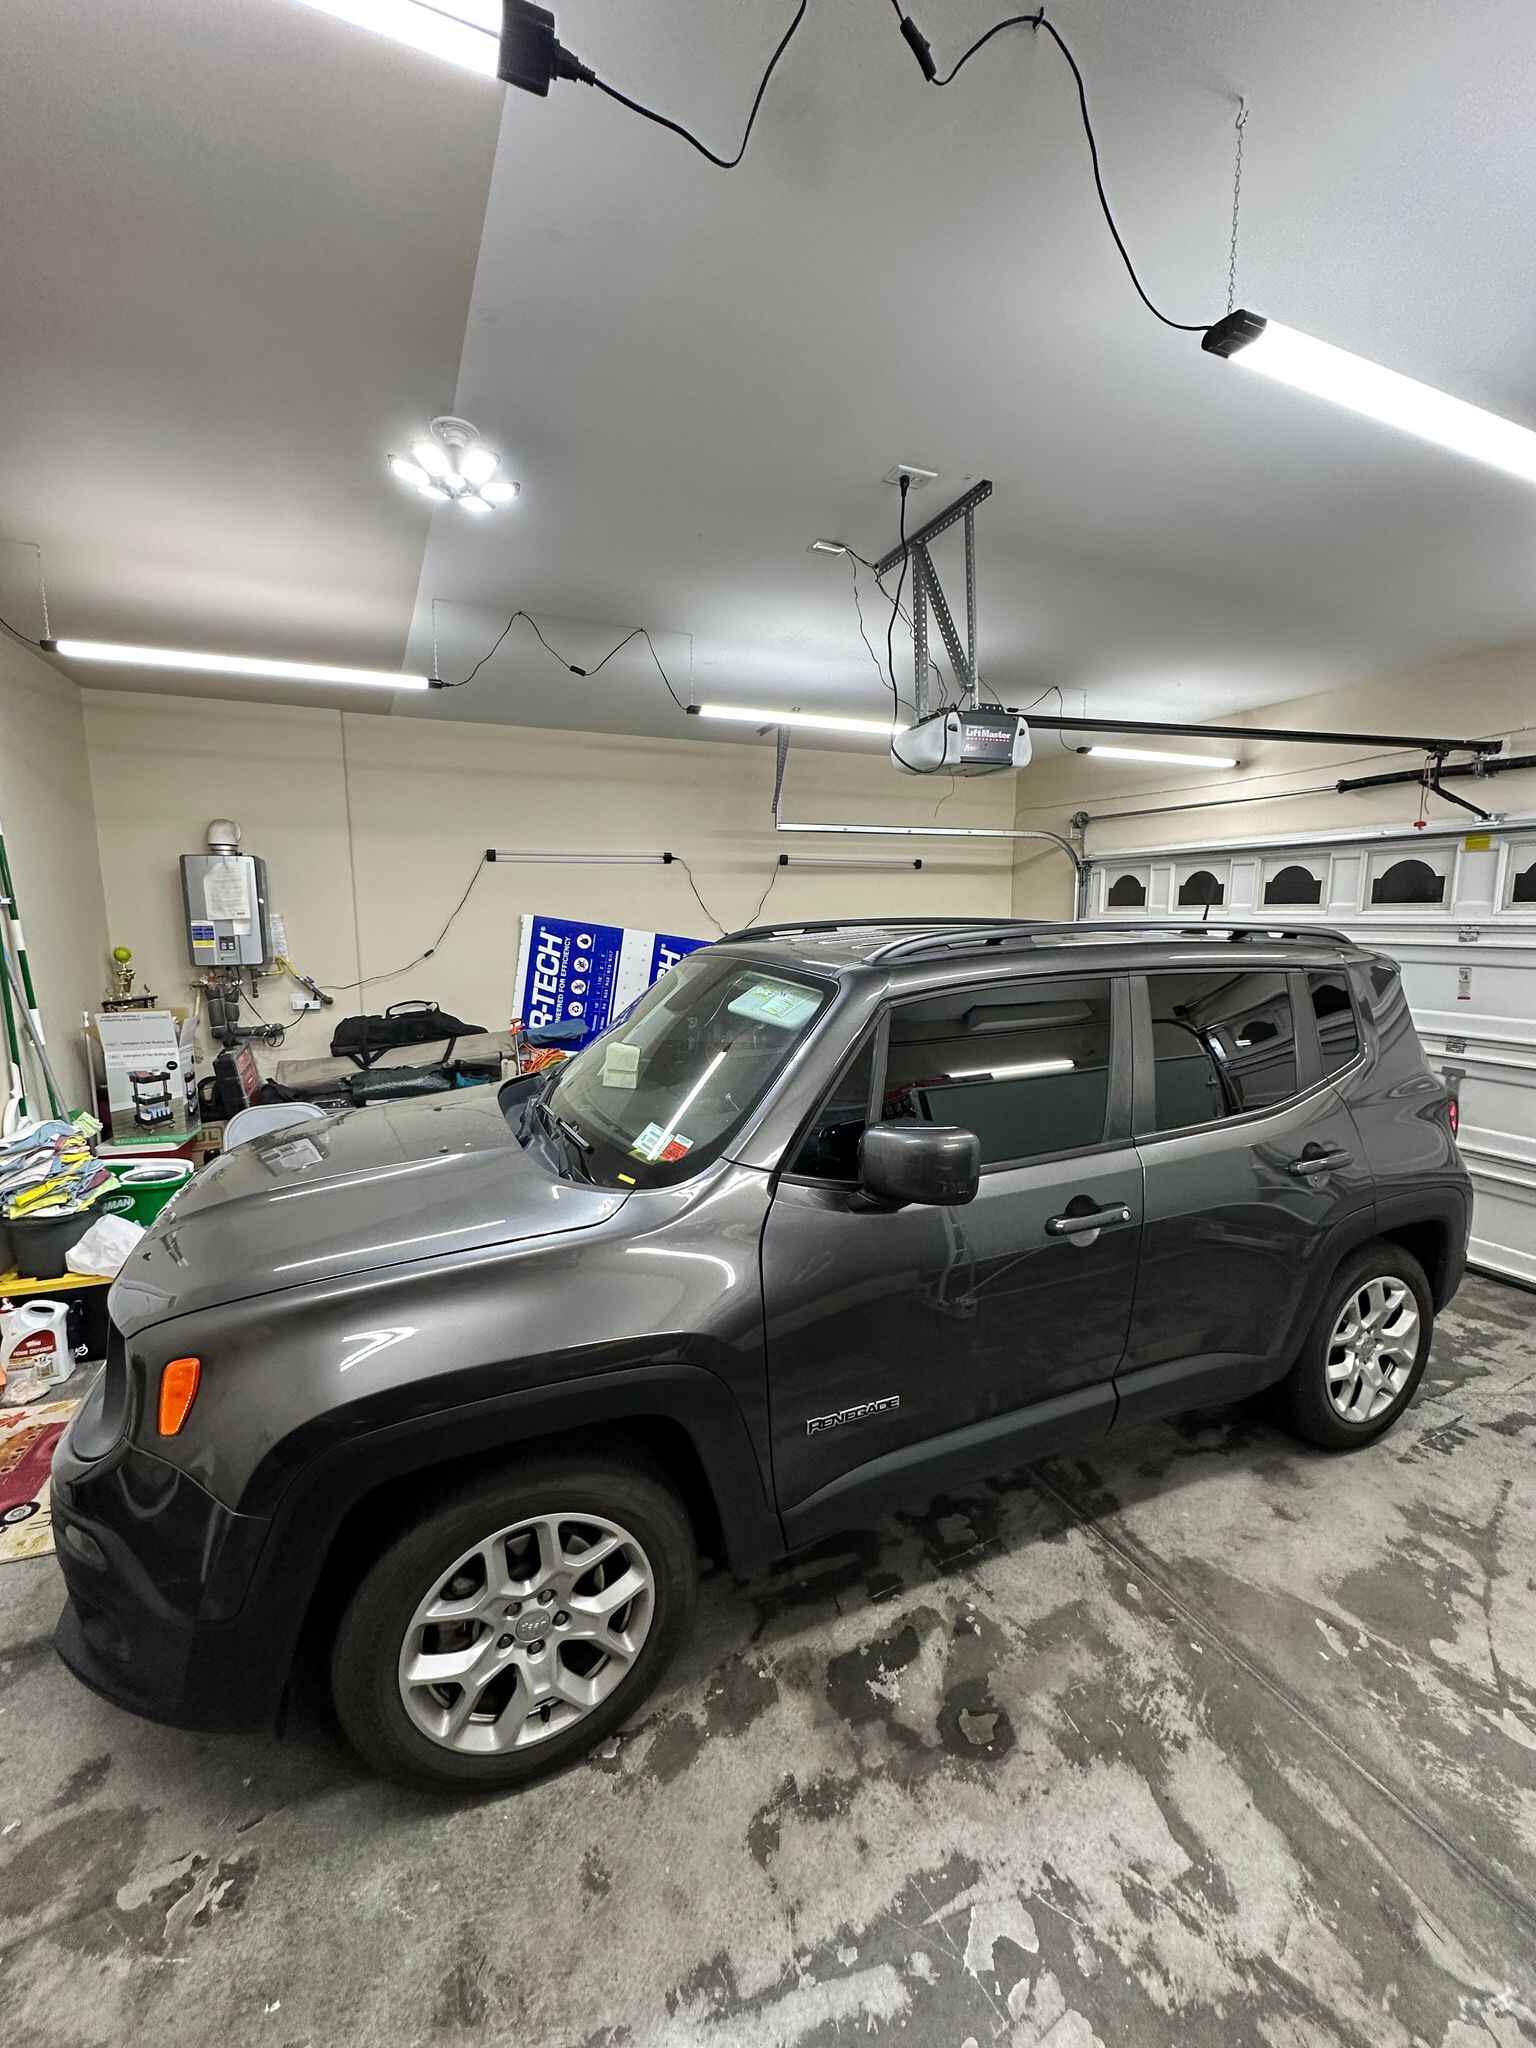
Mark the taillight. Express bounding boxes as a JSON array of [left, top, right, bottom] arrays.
[[158, 1357, 201, 1436], [1446, 1096, 1459, 1138]]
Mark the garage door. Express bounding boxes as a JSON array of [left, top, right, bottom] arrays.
[[1084, 817, 1536, 1288]]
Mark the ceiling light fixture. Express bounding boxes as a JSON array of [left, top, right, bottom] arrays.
[[388, 416, 520, 515], [290, 0, 500, 78], [807, 539, 850, 555], [693, 703, 898, 737], [1078, 744, 1239, 769], [50, 641, 430, 690], [1205, 312, 1536, 488]]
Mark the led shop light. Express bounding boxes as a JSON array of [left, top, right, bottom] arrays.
[[693, 703, 898, 737], [1079, 745, 1239, 769], [1204, 312, 1536, 488], [389, 417, 520, 515], [51, 642, 430, 689], [290, 0, 500, 78]]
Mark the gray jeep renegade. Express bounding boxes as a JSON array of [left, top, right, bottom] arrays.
[[52, 917, 1470, 1789]]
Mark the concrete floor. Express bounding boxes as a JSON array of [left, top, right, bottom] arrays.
[[1, 1274, 1534, 2048]]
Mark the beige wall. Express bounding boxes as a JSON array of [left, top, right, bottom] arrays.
[[1010, 642, 1536, 918], [0, 638, 109, 1110], [83, 691, 1019, 1065]]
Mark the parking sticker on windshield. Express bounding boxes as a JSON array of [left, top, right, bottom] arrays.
[[727, 980, 821, 1029], [631, 1122, 693, 1163]]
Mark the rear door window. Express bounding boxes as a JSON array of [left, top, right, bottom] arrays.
[[1146, 969, 1299, 1132], [1307, 970, 1362, 1077]]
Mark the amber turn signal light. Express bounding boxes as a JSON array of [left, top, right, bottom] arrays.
[[158, 1357, 201, 1436]]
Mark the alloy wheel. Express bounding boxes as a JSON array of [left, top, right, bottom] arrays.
[[1325, 1275, 1420, 1424], [396, 1511, 655, 1754]]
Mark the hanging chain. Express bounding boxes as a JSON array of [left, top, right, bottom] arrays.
[[1227, 97, 1248, 316], [33, 544, 51, 642]]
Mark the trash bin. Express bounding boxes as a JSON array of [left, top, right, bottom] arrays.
[[97, 1159, 193, 1228]]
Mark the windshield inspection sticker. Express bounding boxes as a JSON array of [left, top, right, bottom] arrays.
[[631, 1122, 694, 1163], [727, 980, 821, 1029]]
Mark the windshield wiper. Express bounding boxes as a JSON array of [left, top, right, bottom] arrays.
[[534, 1095, 594, 1181]]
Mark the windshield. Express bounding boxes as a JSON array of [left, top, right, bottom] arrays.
[[537, 953, 832, 1187]]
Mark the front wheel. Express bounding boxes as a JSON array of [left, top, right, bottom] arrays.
[[332, 1459, 696, 1790], [1276, 1241, 1433, 1450]]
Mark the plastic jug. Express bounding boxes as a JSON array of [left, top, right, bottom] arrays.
[[0, 1299, 72, 1404]]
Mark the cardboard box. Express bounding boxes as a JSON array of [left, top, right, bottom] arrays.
[[93, 1010, 201, 1141]]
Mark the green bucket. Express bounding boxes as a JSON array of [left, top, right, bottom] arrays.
[[97, 1159, 194, 1227]]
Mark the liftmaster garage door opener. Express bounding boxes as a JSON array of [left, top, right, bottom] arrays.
[[892, 708, 1032, 776]]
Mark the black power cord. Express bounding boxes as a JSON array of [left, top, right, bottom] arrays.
[[891, 6, 1216, 332], [884, 478, 925, 773], [439, 611, 687, 711], [0, 611, 43, 650], [500, 0, 808, 171]]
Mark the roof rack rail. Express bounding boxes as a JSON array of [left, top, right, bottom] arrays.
[[714, 914, 1032, 945], [869, 919, 1357, 962]]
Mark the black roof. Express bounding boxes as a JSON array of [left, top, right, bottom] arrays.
[[711, 916, 1366, 972]]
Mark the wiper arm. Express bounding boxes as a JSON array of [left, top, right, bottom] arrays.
[[553, 1113, 591, 1153]]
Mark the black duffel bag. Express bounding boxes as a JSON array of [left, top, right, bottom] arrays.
[[329, 999, 487, 1071]]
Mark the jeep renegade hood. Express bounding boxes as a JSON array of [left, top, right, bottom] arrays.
[[108, 1093, 626, 1336]]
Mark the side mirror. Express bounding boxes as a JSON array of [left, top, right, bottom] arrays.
[[857, 1121, 980, 1208]]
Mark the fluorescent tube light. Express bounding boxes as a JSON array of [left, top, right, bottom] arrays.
[[951, 1058, 1075, 1080], [1205, 310, 1536, 487], [1082, 745, 1238, 769], [289, 1, 499, 78], [776, 854, 924, 870], [51, 641, 429, 689], [485, 849, 674, 864], [776, 822, 1025, 838], [807, 539, 850, 555], [696, 703, 898, 737]]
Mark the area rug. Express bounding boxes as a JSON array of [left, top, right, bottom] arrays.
[[0, 1398, 79, 1563]]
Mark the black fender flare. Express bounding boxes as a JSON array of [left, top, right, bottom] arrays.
[[220, 1362, 783, 1709]]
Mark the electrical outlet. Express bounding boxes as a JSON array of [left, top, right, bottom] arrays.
[[290, 995, 322, 1013], [882, 462, 939, 490]]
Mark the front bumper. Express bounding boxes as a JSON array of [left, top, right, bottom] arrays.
[[51, 1397, 286, 1734]]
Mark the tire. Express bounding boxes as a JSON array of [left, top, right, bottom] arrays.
[[331, 1458, 696, 1791], [1276, 1240, 1434, 1451]]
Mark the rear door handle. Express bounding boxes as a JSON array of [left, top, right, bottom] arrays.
[[1045, 1204, 1133, 1236], [1286, 1149, 1353, 1176]]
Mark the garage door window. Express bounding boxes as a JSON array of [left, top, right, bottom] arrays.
[[1146, 970, 1298, 1131], [1307, 970, 1361, 1077], [881, 980, 1113, 1167]]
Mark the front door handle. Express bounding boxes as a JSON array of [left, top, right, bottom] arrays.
[[1286, 1148, 1353, 1176], [1045, 1204, 1133, 1236]]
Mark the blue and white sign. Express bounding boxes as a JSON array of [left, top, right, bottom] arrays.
[[514, 914, 706, 1047]]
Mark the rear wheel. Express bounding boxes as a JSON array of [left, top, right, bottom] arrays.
[[1277, 1242, 1433, 1450], [332, 1459, 696, 1790]]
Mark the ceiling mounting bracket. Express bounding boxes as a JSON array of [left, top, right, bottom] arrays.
[[874, 479, 993, 718]]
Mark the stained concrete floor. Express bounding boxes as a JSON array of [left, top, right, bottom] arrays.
[[1, 1273, 1534, 2048]]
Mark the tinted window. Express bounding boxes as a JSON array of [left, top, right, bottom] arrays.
[[1308, 970, 1361, 1076], [790, 1038, 875, 1181], [881, 979, 1112, 1167], [1147, 970, 1298, 1132]]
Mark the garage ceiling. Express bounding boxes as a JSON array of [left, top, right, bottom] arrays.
[[5, 0, 1536, 740]]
